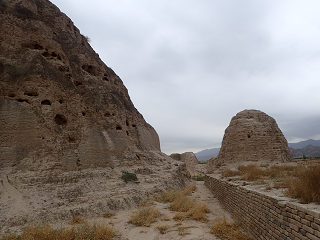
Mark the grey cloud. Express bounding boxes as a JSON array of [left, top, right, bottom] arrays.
[[51, 0, 320, 154]]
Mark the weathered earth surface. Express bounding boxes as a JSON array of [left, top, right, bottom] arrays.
[[0, 0, 189, 231], [206, 157, 217, 174], [213, 110, 292, 169], [170, 152, 199, 176]]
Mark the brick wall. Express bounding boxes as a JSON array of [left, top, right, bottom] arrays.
[[205, 175, 320, 240]]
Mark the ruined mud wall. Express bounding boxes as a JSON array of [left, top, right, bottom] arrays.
[[205, 175, 320, 240], [170, 152, 199, 176]]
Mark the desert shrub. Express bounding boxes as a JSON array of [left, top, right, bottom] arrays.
[[121, 171, 138, 182], [210, 218, 252, 240], [286, 166, 320, 204], [70, 215, 86, 225], [128, 207, 161, 227], [155, 224, 169, 234], [83, 35, 91, 43], [1, 222, 114, 240]]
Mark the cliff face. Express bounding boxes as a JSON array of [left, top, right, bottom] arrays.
[[0, 0, 189, 229], [0, 0, 160, 172], [217, 110, 292, 165]]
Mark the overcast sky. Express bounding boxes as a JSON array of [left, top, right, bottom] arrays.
[[50, 0, 320, 154]]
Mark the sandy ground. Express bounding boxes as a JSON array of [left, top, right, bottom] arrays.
[[89, 180, 233, 240]]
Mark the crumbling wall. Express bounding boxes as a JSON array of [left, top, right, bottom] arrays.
[[205, 175, 320, 240]]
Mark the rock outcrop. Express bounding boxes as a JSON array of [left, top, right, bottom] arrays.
[[216, 110, 292, 166], [206, 157, 217, 173], [0, 0, 189, 230], [170, 152, 199, 176]]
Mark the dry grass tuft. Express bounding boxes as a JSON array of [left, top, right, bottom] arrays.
[[156, 185, 209, 222], [1, 222, 114, 240], [155, 185, 196, 203], [171, 201, 209, 222], [128, 207, 162, 227], [170, 195, 195, 212], [210, 218, 252, 240], [173, 212, 189, 221], [238, 164, 266, 181], [161, 216, 171, 221], [285, 166, 320, 204], [70, 216, 86, 225], [178, 226, 191, 235], [156, 224, 170, 234], [139, 198, 153, 207], [222, 169, 241, 178], [222, 163, 320, 204], [187, 203, 210, 222], [223, 164, 305, 182], [103, 211, 115, 218]]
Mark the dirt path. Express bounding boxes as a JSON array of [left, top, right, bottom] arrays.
[[94, 180, 233, 240]]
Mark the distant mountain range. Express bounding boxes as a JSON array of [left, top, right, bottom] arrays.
[[290, 145, 320, 158], [195, 148, 220, 161], [288, 139, 320, 149], [195, 139, 320, 161]]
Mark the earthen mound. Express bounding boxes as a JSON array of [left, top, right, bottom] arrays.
[[216, 110, 292, 166], [0, 0, 189, 230]]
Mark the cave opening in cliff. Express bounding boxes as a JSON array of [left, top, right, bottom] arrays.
[[55, 114, 67, 125]]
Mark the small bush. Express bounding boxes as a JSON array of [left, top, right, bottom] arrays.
[[210, 218, 252, 240], [128, 207, 161, 227], [156, 224, 169, 234], [83, 35, 91, 43], [121, 171, 138, 182]]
